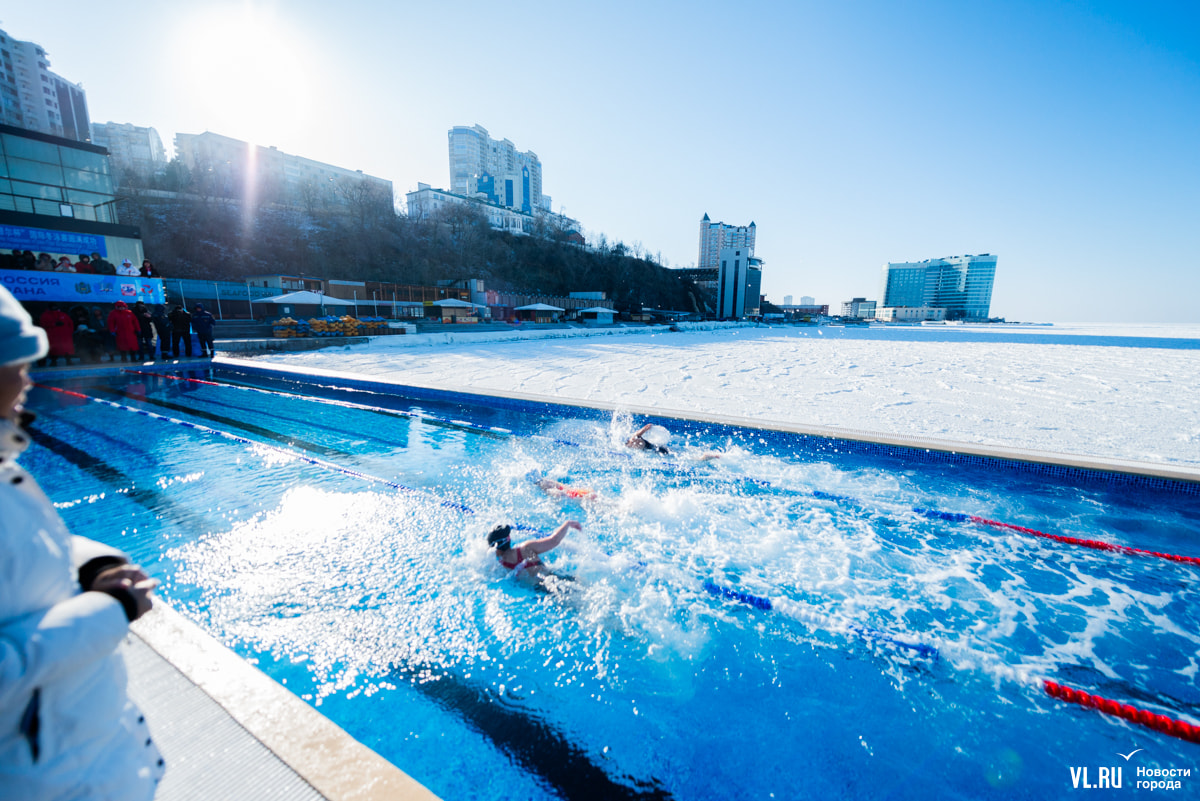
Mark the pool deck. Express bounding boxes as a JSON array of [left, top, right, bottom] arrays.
[[127, 604, 438, 801]]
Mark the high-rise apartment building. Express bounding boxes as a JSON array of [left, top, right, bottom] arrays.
[[878, 254, 998, 320], [0, 28, 90, 142], [448, 125, 545, 214], [91, 122, 168, 183], [699, 214, 755, 271], [174, 131, 394, 211]]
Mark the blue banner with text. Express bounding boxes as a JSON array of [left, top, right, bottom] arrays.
[[0, 225, 108, 257], [0, 269, 165, 305]]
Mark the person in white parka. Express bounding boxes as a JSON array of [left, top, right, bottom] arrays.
[[0, 285, 164, 800]]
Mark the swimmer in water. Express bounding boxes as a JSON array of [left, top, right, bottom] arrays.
[[488, 520, 581, 575], [527, 470, 596, 500], [626, 423, 670, 454], [626, 424, 721, 461]]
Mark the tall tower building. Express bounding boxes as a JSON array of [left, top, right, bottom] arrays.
[[717, 246, 763, 319], [0, 28, 91, 142], [879, 254, 998, 320], [447, 125, 544, 213], [698, 213, 755, 270]]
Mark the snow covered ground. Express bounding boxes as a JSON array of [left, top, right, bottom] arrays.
[[228, 322, 1200, 469]]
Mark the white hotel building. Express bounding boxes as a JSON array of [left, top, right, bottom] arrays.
[[405, 183, 579, 238]]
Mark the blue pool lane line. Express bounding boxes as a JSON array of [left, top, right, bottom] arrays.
[[124, 370, 513, 438], [43, 386, 475, 515], [702, 580, 939, 661]]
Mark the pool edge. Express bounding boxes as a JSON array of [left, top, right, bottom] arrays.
[[132, 603, 440, 801]]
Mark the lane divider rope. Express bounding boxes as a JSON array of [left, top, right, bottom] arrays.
[[702, 580, 939, 660], [1043, 680, 1200, 745], [915, 509, 1200, 566]]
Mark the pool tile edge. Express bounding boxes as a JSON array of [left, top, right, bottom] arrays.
[[132, 603, 440, 801]]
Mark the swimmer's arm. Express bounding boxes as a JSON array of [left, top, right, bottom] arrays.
[[521, 520, 582, 556]]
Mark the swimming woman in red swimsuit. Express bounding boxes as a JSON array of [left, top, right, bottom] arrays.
[[488, 520, 581, 575]]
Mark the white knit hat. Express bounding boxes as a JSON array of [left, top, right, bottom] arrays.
[[0, 285, 48, 367]]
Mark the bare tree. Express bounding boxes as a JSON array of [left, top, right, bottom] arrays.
[[335, 176, 392, 230]]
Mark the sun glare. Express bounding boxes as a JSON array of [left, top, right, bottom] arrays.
[[175, 5, 314, 147]]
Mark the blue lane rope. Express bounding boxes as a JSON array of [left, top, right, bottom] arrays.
[[702, 579, 939, 660]]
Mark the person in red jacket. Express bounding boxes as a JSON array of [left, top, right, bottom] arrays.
[[37, 304, 76, 367], [106, 301, 142, 362]]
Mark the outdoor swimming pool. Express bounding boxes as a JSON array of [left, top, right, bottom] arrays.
[[23, 366, 1200, 799]]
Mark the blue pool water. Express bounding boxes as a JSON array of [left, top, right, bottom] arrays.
[[23, 367, 1200, 799]]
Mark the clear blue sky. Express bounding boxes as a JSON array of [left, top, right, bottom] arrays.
[[6, 1, 1198, 321]]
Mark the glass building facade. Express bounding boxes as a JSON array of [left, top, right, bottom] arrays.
[[0, 123, 115, 222], [879, 254, 998, 320]]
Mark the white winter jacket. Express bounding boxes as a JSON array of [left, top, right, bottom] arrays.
[[0, 419, 162, 800]]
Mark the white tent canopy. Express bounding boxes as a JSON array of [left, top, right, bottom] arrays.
[[515, 303, 565, 311], [252, 291, 355, 306], [576, 306, 615, 314], [430, 298, 487, 308]]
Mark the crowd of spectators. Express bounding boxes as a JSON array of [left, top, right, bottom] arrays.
[[1, 249, 163, 278], [27, 301, 210, 366]]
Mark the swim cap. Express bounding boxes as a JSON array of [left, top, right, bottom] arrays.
[[487, 524, 512, 550]]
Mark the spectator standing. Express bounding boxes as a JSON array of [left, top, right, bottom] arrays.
[[16, 251, 35, 270], [91, 253, 117, 276], [68, 305, 90, 331], [0, 285, 165, 799], [73, 254, 94, 274], [90, 306, 116, 362], [34, 253, 54, 271], [106, 301, 141, 362], [118, 259, 140, 276], [37, 304, 76, 367], [53, 256, 76, 273], [191, 303, 216, 358], [150, 305, 172, 360], [131, 301, 155, 361], [168, 304, 192, 357], [72, 307, 101, 363], [140, 260, 161, 278]]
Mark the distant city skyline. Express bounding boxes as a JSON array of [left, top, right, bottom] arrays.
[[3, 2, 1197, 322]]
